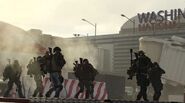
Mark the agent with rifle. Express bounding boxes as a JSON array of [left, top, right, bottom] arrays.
[[127, 49, 152, 101], [45, 47, 66, 98], [73, 58, 84, 98], [3, 59, 25, 98], [74, 58, 98, 99], [27, 56, 44, 97]]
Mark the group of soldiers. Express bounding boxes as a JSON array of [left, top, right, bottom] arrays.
[[2, 46, 98, 99], [127, 50, 165, 101], [2, 47, 165, 101]]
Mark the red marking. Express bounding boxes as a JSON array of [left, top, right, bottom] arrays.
[[75, 84, 80, 98], [64, 79, 68, 87], [80, 91, 85, 99], [95, 82, 104, 99], [67, 80, 75, 98], [101, 89, 108, 100]]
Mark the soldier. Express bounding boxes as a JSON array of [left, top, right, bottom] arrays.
[[45, 47, 66, 98], [73, 58, 84, 99], [3, 59, 25, 98], [149, 62, 165, 101], [83, 59, 98, 99], [27, 57, 44, 97], [135, 50, 152, 101], [74, 58, 98, 99]]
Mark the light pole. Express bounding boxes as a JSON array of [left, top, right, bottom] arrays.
[[81, 19, 97, 41], [121, 14, 135, 34]]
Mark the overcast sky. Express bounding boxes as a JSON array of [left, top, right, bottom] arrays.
[[0, 0, 185, 37]]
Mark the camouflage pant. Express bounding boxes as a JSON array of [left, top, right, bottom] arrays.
[[33, 75, 43, 97]]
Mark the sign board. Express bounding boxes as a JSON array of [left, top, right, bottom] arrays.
[[137, 8, 185, 31]]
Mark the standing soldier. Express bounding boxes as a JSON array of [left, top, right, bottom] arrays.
[[73, 58, 84, 99], [74, 58, 98, 99], [45, 47, 66, 98], [27, 57, 43, 97], [3, 59, 25, 98], [135, 50, 152, 101], [83, 59, 98, 99], [149, 62, 165, 101], [74, 58, 89, 99]]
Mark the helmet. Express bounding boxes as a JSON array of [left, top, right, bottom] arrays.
[[153, 62, 159, 67], [83, 59, 89, 64], [13, 60, 19, 66], [53, 47, 61, 53], [37, 56, 42, 60], [138, 50, 145, 55], [14, 60, 19, 64]]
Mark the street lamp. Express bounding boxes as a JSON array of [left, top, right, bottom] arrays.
[[121, 14, 135, 34], [81, 19, 97, 40]]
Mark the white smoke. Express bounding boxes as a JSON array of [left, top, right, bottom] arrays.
[[0, 21, 100, 98], [53, 37, 99, 71], [0, 21, 48, 98], [0, 21, 42, 77]]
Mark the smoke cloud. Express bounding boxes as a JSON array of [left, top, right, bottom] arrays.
[[53, 37, 99, 71], [0, 21, 42, 77], [0, 21, 99, 77], [0, 21, 99, 98]]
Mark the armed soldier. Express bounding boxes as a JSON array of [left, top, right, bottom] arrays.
[[73, 58, 84, 99], [27, 57, 44, 97], [45, 47, 66, 98], [74, 58, 98, 99], [3, 59, 25, 98], [149, 62, 165, 101], [127, 50, 152, 101], [135, 50, 152, 101]]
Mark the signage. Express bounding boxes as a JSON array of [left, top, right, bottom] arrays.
[[137, 8, 185, 31]]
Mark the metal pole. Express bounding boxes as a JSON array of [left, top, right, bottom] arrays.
[[82, 19, 97, 42]]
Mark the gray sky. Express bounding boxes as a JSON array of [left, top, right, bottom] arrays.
[[0, 0, 185, 37]]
